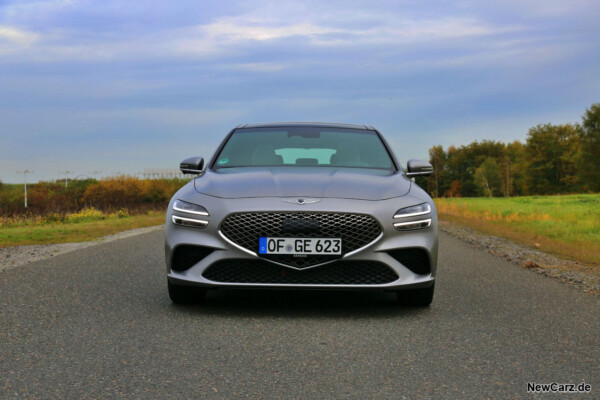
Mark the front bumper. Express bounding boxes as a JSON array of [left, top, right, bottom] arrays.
[[165, 195, 438, 290]]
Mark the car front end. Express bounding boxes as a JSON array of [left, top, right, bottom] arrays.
[[165, 123, 438, 306]]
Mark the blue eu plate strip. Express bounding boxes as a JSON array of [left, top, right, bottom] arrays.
[[259, 237, 267, 254]]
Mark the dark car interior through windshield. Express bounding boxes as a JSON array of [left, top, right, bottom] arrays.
[[214, 127, 395, 170]]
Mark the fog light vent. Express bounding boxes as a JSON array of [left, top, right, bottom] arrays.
[[388, 248, 431, 275], [171, 245, 213, 271]]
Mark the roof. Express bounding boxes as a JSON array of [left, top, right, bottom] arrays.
[[236, 122, 374, 130]]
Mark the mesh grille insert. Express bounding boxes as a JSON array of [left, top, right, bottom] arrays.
[[388, 248, 431, 275], [171, 245, 213, 272], [203, 259, 399, 285], [220, 212, 382, 268]]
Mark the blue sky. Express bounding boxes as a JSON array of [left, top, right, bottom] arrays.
[[1, 0, 599, 183]]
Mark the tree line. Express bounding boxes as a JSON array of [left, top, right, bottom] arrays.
[[416, 103, 600, 197], [0, 176, 188, 217]]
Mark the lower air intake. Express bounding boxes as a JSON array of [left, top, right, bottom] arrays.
[[203, 260, 399, 285], [171, 245, 213, 272], [388, 248, 431, 275]]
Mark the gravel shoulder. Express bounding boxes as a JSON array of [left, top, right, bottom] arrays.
[[440, 220, 599, 296], [2, 221, 598, 295], [0, 225, 164, 273]]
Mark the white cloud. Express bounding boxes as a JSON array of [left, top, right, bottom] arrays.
[[0, 5, 518, 63], [202, 18, 340, 42], [0, 26, 39, 46], [197, 13, 509, 47]]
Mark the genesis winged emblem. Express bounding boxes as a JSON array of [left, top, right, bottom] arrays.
[[282, 198, 321, 205]]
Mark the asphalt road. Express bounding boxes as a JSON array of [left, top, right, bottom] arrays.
[[1, 230, 598, 399]]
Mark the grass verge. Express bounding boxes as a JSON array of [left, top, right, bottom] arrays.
[[435, 194, 600, 266], [1, 212, 165, 247]]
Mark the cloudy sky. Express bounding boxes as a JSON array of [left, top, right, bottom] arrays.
[[1, 0, 599, 183]]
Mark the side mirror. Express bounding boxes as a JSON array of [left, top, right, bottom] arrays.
[[180, 157, 204, 174], [406, 159, 433, 177]]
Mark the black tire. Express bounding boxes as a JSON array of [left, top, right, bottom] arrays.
[[168, 280, 207, 304], [395, 283, 435, 307]]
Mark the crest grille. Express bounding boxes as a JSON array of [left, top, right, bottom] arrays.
[[220, 212, 382, 268]]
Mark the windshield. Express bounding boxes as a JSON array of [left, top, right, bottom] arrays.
[[213, 127, 395, 170]]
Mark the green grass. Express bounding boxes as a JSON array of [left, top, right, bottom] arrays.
[[436, 194, 600, 266], [0, 213, 166, 247]]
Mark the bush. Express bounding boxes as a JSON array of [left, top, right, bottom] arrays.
[[44, 213, 67, 223], [109, 208, 129, 219], [68, 207, 106, 223], [0, 176, 187, 219]]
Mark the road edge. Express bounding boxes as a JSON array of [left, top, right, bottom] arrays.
[[0, 225, 164, 273], [440, 220, 599, 296]]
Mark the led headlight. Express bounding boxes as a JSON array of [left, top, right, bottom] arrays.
[[173, 200, 209, 216], [172, 200, 209, 228], [394, 203, 431, 231], [393, 219, 431, 230], [394, 203, 431, 219]]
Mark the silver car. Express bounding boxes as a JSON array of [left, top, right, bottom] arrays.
[[165, 123, 438, 306]]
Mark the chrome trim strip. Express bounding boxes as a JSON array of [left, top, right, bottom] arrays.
[[173, 205, 209, 216], [171, 269, 435, 289], [219, 231, 386, 271], [263, 233, 384, 269], [255, 257, 340, 272], [393, 218, 432, 230], [218, 230, 257, 257], [344, 231, 384, 258], [172, 215, 208, 227], [405, 170, 433, 177], [218, 214, 384, 270], [218, 230, 341, 271], [170, 275, 434, 289], [394, 204, 431, 219]]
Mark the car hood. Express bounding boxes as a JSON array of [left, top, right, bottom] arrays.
[[194, 167, 411, 200]]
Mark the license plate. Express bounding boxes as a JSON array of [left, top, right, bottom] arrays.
[[259, 237, 342, 255]]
